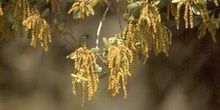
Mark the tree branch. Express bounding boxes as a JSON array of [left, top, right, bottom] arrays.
[[96, 2, 112, 48]]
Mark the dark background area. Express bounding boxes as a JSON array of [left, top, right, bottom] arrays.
[[0, 2, 220, 110]]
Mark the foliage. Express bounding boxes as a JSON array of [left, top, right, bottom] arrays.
[[0, 0, 219, 106]]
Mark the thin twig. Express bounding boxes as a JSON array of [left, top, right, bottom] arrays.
[[96, 2, 112, 48], [95, 53, 108, 65], [117, 13, 123, 32], [99, 72, 109, 79]]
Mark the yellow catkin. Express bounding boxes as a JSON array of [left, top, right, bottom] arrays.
[[201, 5, 209, 23], [189, 6, 194, 28], [0, 3, 3, 16], [12, 0, 31, 21], [125, 1, 172, 62], [184, 2, 189, 28], [138, 3, 160, 33], [23, 9, 52, 51], [176, 5, 180, 29], [68, 2, 80, 14], [72, 78, 77, 95], [174, 0, 208, 29], [213, 0, 219, 6], [198, 5, 217, 42], [67, 47, 99, 106], [2, 0, 31, 38], [50, 0, 61, 14], [81, 81, 85, 106], [107, 44, 133, 98], [170, 3, 176, 17], [196, 0, 199, 4], [68, 0, 94, 19]]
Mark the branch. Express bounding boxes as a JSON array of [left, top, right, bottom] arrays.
[[96, 2, 112, 48]]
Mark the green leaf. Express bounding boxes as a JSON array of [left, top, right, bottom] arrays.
[[130, 6, 142, 18], [90, 47, 100, 53], [86, 5, 95, 15], [94, 64, 99, 70], [6, 11, 13, 24], [69, 54, 76, 60], [11, 23, 16, 30], [80, 36, 87, 47], [177, 1, 184, 10], [198, 0, 206, 5], [72, 9, 79, 19], [71, 74, 88, 82], [108, 37, 117, 43], [116, 39, 123, 45], [123, 13, 130, 21], [94, 64, 102, 73], [22, 21, 26, 26], [41, 8, 50, 18], [103, 37, 110, 49], [157, 0, 169, 9], [67, 53, 83, 60], [193, 18, 201, 27], [27, 30, 32, 39], [127, 1, 142, 11], [94, 67, 102, 73], [102, 50, 108, 58], [191, 4, 201, 15]]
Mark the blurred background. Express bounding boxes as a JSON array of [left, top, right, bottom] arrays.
[[0, 1, 220, 110]]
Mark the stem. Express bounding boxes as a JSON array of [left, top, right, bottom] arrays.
[[96, 53, 108, 64], [96, 2, 111, 48]]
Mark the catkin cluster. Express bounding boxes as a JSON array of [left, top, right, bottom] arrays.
[[138, 3, 161, 33], [173, 0, 219, 29], [166, 3, 176, 21], [170, 0, 219, 42], [107, 44, 133, 98], [68, 0, 95, 19], [4, 0, 31, 38], [66, 47, 99, 106], [23, 9, 52, 51], [173, 0, 196, 29], [184, 1, 194, 28], [124, 2, 172, 62], [198, 5, 219, 42], [11, 0, 31, 21]]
